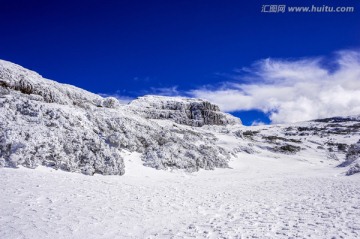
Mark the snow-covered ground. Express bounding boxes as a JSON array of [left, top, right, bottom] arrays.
[[1, 59, 360, 239], [1, 152, 360, 239]]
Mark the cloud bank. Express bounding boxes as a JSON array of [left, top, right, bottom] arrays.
[[190, 50, 360, 124]]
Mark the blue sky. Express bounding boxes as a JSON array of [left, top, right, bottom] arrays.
[[1, 0, 359, 125]]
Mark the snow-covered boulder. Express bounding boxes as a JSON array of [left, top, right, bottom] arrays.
[[128, 95, 241, 127]]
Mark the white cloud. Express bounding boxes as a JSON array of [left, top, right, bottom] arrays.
[[190, 50, 360, 124], [251, 120, 266, 126], [98, 93, 134, 104], [149, 86, 180, 96]]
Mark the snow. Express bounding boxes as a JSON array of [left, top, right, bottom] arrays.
[[1, 152, 360, 238], [1, 59, 360, 238]]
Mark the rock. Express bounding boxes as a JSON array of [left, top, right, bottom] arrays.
[[128, 95, 241, 127]]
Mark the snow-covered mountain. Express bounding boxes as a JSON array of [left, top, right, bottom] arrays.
[[0, 59, 359, 176]]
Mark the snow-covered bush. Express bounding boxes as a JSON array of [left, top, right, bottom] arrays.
[[0, 95, 126, 175], [339, 140, 360, 175], [102, 97, 119, 108], [142, 141, 229, 171], [0, 60, 233, 175]]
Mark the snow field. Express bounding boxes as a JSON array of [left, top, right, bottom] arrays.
[[1, 152, 359, 239]]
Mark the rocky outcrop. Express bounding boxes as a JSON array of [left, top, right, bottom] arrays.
[[128, 95, 241, 127], [0, 60, 232, 175]]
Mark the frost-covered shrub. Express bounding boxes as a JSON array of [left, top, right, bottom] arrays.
[[0, 84, 232, 175], [338, 140, 360, 175], [0, 59, 235, 175], [102, 97, 119, 108], [346, 163, 360, 176], [142, 141, 230, 172], [0, 94, 126, 175], [339, 140, 360, 167], [273, 144, 301, 154]]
